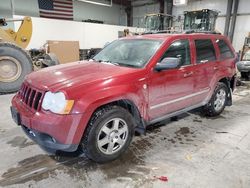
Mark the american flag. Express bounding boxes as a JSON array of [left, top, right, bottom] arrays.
[[38, 0, 73, 20]]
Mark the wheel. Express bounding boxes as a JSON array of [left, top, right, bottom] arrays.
[[0, 42, 33, 93], [81, 106, 134, 163], [203, 82, 228, 117]]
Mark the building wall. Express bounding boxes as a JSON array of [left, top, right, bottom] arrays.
[[0, 0, 126, 25], [2, 0, 250, 51], [73, 1, 126, 25], [13, 16, 138, 50]]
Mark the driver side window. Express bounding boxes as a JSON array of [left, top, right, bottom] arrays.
[[160, 40, 191, 66]]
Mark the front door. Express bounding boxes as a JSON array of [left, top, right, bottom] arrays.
[[148, 39, 194, 120]]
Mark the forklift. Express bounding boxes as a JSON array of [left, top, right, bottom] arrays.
[[0, 17, 59, 93]]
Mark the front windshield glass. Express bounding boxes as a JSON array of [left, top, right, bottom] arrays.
[[93, 39, 163, 68]]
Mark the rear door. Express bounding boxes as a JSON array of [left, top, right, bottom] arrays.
[[214, 38, 236, 77], [192, 38, 218, 105], [148, 38, 195, 120]]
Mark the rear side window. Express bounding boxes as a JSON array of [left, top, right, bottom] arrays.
[[161, 39, 191, 66], [195, 39, 216, 63], [216, 39, 234, 59]]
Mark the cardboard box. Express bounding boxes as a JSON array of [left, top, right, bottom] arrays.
[[47, 40, 80, 64]]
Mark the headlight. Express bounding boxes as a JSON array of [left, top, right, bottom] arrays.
[[42, 91, 74, 114]]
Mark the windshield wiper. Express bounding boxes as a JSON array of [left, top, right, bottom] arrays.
[[115, 63, 138, 68], [105, 61, 119, 66], [96, 60, 119, 66], [90, 59, 136, 67]]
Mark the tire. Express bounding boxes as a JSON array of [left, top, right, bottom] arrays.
[[81, 105, 134, 163], [0, 42, 33, 93], [203, 82, 228, 117]]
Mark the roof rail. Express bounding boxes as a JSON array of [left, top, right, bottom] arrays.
[[139, 30, 221, 35], [141, 30, 182, 35], [184, 30, 221, 35]]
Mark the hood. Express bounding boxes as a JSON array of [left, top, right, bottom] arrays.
[[26, 61, 139, 92]]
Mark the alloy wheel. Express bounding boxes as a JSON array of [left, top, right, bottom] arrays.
[[97, 118, 128, 155]]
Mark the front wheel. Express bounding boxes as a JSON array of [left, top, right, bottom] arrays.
[[203, 82, 228, 117], [81, 106, 134, 163]]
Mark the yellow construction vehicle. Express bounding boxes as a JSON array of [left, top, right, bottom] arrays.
[[0, 16, 33, 93], [0, 17, 32, 48]]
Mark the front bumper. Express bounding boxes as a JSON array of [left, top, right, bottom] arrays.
[[21, 125, 78, 153], [11, 94, 87, 153]]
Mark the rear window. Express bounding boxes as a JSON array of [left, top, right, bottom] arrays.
[[216, 39, 234, 59], [195, 39, 216, 63]]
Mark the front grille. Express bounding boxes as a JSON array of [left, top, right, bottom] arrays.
[[19, 83, 44, 111]]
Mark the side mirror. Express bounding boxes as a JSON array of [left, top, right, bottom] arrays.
[[155, 57, 180, 71]]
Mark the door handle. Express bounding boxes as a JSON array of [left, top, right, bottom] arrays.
[[214, 66, 219, 70], [184, 71, 193, 78]]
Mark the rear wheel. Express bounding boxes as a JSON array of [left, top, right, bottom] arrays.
[[203, 82, 228, 117], [0, 43, 33, 93], [81, 106, 134, 163]]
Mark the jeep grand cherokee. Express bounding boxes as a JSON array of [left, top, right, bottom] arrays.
[[11, 33, 237, 163]]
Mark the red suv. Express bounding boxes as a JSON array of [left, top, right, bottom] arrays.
[[11, 33, 237, 163]]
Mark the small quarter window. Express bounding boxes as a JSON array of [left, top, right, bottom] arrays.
[[195, 39, 216, 63], [216, 39, 234, 59]]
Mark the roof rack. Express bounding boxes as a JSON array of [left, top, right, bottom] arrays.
[[184, 30, 221, 35], [139, 30, 222, 35], [141, 30, 181, 35]]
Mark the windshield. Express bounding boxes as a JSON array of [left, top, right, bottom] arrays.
[[93, 39, 163, 68]]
